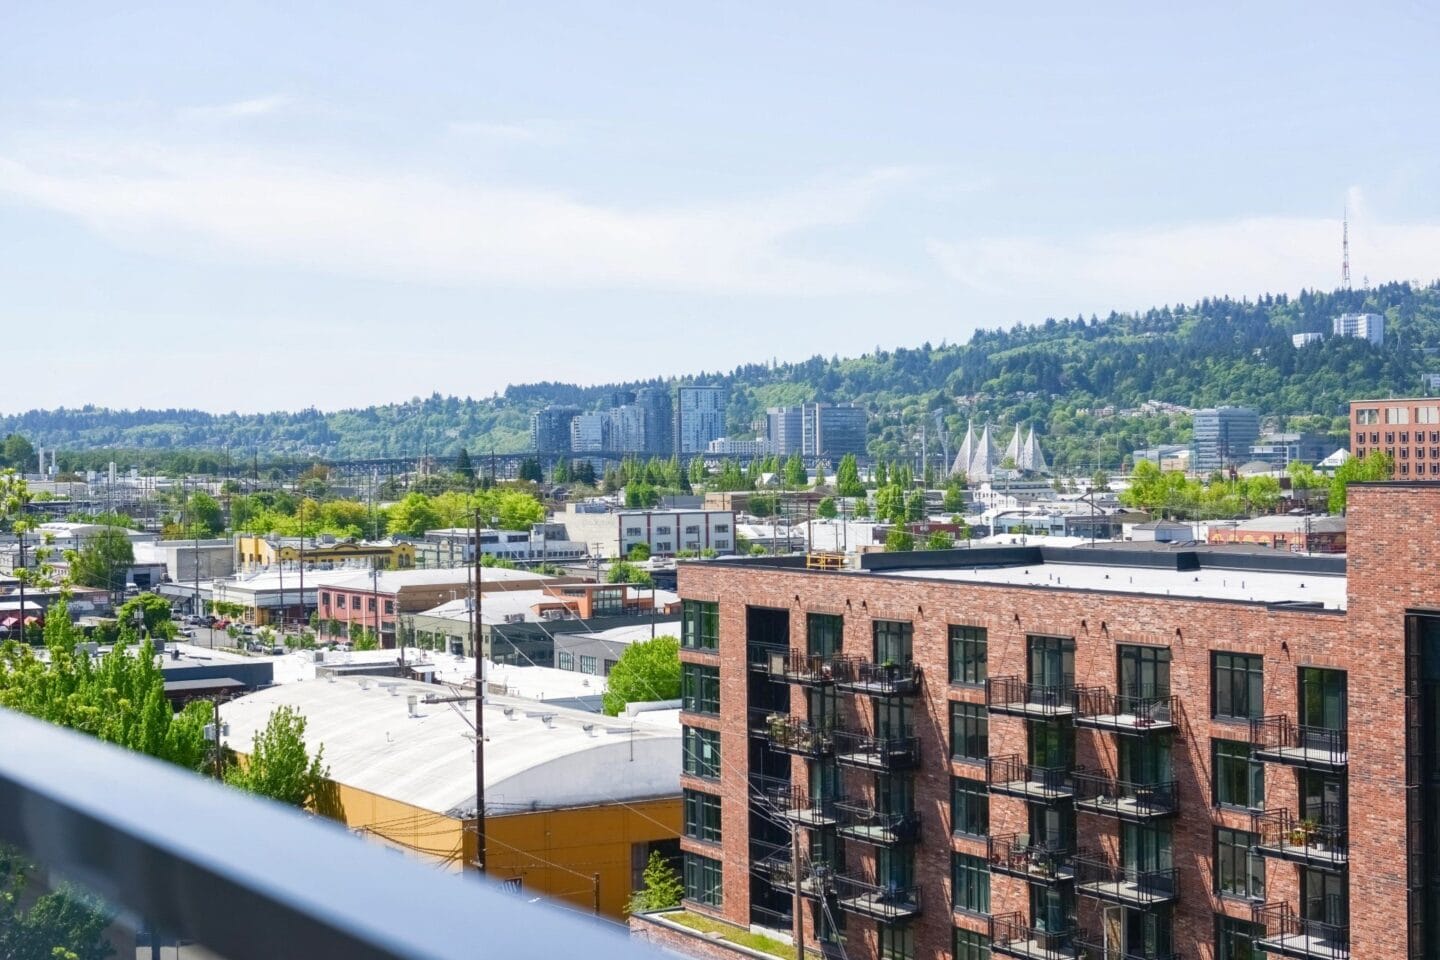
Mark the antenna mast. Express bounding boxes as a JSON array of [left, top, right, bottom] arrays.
[[1342, 208, 1352, 290]]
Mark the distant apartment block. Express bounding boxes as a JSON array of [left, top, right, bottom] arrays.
[[677, 386, 728, 455], [1333, 312, 1385, 346], [569, 412, 610, 453], [636, 387, 674, 455], [1249, 432, 1334, 468], [707, 438, 773, 457], [1191, 406, 1259, 473], [766, 402, 869, 459], [1292, 332, 1325, 348], [1351, 397, 1440, 479], [531, 405, 581, 455]]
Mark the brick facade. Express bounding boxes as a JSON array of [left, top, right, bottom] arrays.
[[674, 482, 1438, 960]]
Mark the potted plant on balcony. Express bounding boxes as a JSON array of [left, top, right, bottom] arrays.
[[1289, 817, 1319, 848], [766, 713, 788, 744]]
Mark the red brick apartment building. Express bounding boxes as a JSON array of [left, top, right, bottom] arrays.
[[1351, 398, 1440, 478], [674, 483, 1440, 960]]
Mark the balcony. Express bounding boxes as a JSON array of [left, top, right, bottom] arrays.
[[1073, 687, 1177, 735], [832, 873, 921, 922], [763, 649, 846, 685], [764, 715, 835, 757], [1252, 807, 1348, 871], [1253, 902, 1349, 959], [835, 659, 921, 697], [1250, 716, 1348, 769], [0, 705, 653, 960], [834, 800, 920, 846], [986, 833, 1074, 886], [1073, 930, 1179, 960], [751, 847, 831, 899], [1073, 852, 1178, 906], [986, 754, 1075, 803], [760, 781, 845, 829], [1072, 771, 1179, 821], [989, 912, 1079, 960], [833, 728, 920, 771], [986, 676, 1076, 719]]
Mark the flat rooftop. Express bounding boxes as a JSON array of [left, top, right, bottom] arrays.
[[895, 560, 1346, 609]]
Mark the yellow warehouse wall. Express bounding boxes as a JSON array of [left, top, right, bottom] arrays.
[[310, 772, 679, 919]]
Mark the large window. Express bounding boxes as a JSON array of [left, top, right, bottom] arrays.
[[808, 613, 843, 658], [951, 776, 989, 838], [1028, 635, 1074, 691], [683, 726, 721, 780], [681, 600, 719, 651], [579, 655, 597, 675], [683, 853, 722, 906], [557, 651, 575, 671], [953, 929, 991, 960], [879, 927, 913, 960], [1213, 739, 1264, 809], [950, 702, 988, 761], [1213, 652, 1264, 720], [681, 663, 720, 714], [683, 789, 722, 843], [1214, 915, 1265, 960], [952, 852, 990, 915], [873, 620, 913, 664], [1215, 827, 1265, 901], [949, 625, 987, 685]]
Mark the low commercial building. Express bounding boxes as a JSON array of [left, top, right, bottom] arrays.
[[234, 534, 415, 573], [408, 583, 677, 663], [416, 524, 587, 568], [221, 676, 681, 918], [1208, 514, 1347, 553], [559, 506, 738, 558], [314, 567, 582, 648]]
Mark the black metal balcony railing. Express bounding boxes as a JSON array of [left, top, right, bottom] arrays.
[[986, 833, 1074, 885], [1072, 687, 1177, 734], [1250, 715, 1348, 768], [1073, 929, 1179, 960], [833, 728, 920, 771], [765, 649, 847, 685], [1072, 771, 1179, 820], [1252, 806, 1348, 870], [986, 754, 1076, 802], [835, 659, 922, 696], [747, 642, 790, 671], [986, 676, 1076, 718], [0, 706, 656, 960], [762, 782, 846, 828], [751, 847, 831, 899], [834, 800, 920, 846], [1073, 851, 1178, 906], [989, 912, 1078, 960], [1253, 901, 1350, 959], [831, 872, 921, 922], [763, 715, 836, 757]]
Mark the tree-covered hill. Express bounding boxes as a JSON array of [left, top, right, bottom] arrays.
[[7, 282, 1439, 474]]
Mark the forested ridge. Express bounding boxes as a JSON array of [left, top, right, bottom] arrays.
[[7, 282, 1439, 473]]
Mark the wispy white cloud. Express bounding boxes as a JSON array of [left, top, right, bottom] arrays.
[[0, 138, 910, 295], [929, 198, 1440, 314], [178, 94, 295, 120]]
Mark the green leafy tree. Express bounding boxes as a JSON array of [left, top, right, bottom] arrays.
[[1329, 450, 1394, 513], [853, 497, 870, 519], [67, 527, 134, 599], [607, 560, 654, 589], [386, 492, 441, 537], [187, 491, 224, 537], [626, 849, 683, 914], [602, 635, 680, 715], [925, 530, 955, 550], [1, 434, 35, 471], [943, 479, 965, 513], [627, 543, 652, 561], [812, 460, 827, 488], [225, 705, 330, 810], [905, 489, 926, 522], [353, 629, 379, 651], [835, 454, 864, 497], [455, 448, 476, 484], [116, 593, 175, 639], [816, 496, 838, 520], [885, 528, 915, 552], [784, 454, 807, 488], [0, 853, 113, 960]]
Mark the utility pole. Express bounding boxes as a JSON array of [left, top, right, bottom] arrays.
[[471, 507, 486, 874], [298, 499, 305, 642]]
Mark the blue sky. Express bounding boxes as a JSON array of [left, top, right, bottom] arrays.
[[2, 2, 1438, 412]]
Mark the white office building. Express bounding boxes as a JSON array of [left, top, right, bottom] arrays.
[[1333, 312, 1385, 346]]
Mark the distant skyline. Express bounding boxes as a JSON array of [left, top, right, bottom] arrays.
[[2, 2, 1438, 413]]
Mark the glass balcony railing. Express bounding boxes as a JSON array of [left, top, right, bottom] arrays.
[[0, 705, 657, 960]]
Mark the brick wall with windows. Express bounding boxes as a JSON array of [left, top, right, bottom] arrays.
[[677, 489, 1428, 960]]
